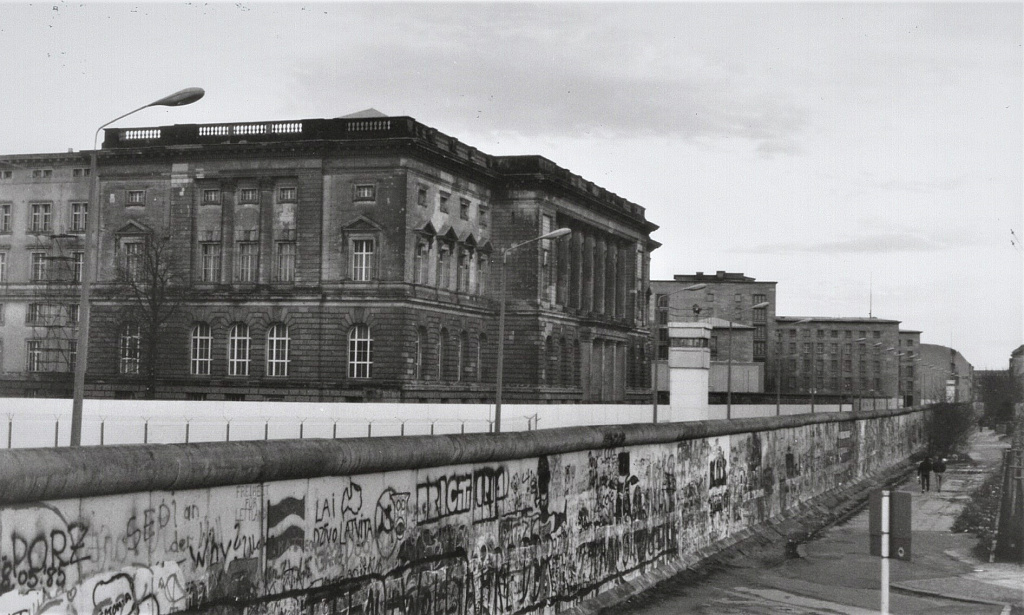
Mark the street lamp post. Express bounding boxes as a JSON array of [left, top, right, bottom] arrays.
[[71, 88, 205, 447], [726, 301, 769, 419], [650, 283, 706, 423], [494, 227, 571, 434]]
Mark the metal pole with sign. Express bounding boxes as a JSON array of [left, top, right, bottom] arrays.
[[869, 489, 912, 614]]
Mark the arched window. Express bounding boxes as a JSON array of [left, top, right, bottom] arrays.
[[415, 326, 426, 380], [561, 337, 570, 386], [348, 325, 373, 379], [477, 333, 488, 382], [544, 336, 555, 384], [228, 323, 250, 376], [266, 323, 290, 377], [438, 327, 448, 381], [190, 323, 212, 375], [457, 331, 467, 382], [119, 323, 140, 375]]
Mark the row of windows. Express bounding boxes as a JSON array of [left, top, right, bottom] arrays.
[[784, 328, 887, 339], [0, 251, 84, 283], [192, 239, 375, 284], [119, 323, 374, 378], [779, 341, 916, 358], [416, 185, 489, 225], [0, 168, 89, 180], [0, 202, 88, 234]]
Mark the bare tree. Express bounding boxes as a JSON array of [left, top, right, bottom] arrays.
[[110, 234, 189, 399]]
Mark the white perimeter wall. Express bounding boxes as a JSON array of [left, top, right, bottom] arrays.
[[0, 398, 849, 448]]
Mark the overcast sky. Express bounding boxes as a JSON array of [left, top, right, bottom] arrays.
[[2, 2, 1020, 368]]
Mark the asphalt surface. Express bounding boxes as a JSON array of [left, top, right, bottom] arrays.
[[609, 428, 1021, 615]]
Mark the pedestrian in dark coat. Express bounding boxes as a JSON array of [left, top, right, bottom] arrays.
[[918, 457, 933, 492], [933, 457, 947, 492]]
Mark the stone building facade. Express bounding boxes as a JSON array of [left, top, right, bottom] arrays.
[[1, 114, 658, 402], [774, 316, 903, 403], [919, 343, 975, 404], [0, 154, 90, 396]]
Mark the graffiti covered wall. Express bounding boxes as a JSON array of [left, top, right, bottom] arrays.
[[0, 410, 925, 615]]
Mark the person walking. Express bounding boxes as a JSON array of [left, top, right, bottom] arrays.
[[933, 457, 946, 492], [918, 456, 933, 492]]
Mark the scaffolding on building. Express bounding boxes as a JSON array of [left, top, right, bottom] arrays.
[[27, 233, 80, 375]]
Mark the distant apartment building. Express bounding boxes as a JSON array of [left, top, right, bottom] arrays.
[[919, 343, 975, 404], [650, 272, 776, 399], [898, 329, 922, 407], [0, 154, 90, 396], [0, 112, 658, 402], [775, 316, 903, 403]]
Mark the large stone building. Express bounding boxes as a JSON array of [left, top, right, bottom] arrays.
[[0, 112, 658, 402], [919, 343, 975, 404], [650, 271, 777, 400], [774, 316, 905, 404]]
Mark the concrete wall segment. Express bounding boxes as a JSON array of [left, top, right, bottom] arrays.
[[0, 407, 924, 506]]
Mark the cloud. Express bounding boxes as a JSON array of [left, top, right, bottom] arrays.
[[285, 5, 809, 157], [739, 231, 980, 255]]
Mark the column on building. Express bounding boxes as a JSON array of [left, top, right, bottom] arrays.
[[582, 231, 594, 313], [594, 236, 606, 315]]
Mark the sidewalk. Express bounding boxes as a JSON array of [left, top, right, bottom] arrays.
[[889, 428, 1023, 612]]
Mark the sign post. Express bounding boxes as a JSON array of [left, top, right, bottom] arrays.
[[869, 489, 912, 615]]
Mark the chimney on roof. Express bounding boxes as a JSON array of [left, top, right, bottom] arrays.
[[716, 271, 725, 278], [695, 271, 703, 276]]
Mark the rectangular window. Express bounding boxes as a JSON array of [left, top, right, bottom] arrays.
[[457, 248, 470, 292], [68, 303, 79, 325], [32, 169, 53, 179], [459, 198, 470, 220], [437, 243, 451, 288], [27, 340, 44, 372], [73, 252, 84, 283], [414, 240, 430, 285], [439, 191, 450, 213], [31, 253, 47, 281], [278, 186, 297, 202], [753, 341, 766, 357], [127, 190, 146, 206], [0, 203, 10, 232], [239, 188, 258, 203], [0, 251, 6, 282], [789, 342, 797, 353], [27, 303, 45, 324], [353, 184, 376, 202], [351, 239, 375, 281], [202, 189, 220, 204], [30, 203, 51, 233], [706, 292, 715, 302], [276, 242, 296, 282], [72, 168, 90, 178], [236, 243, 258, 282], [71, 202, 87, 232], [200, 243, 221, 283], [121, 241, 144, 281], [1, 170, 11, 179], [479, 204, 490, 228], [417, 185, 428, 207]]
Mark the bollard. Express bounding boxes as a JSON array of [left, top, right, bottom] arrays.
[[144, 420, 149, 444], [461, 421, 465, 434], [7, 417, 11, 449], [264, 421, 269, 441], [185, 421, 190, 444], [226, 422, 231, 442], [333, 422, 337, 439], [430, 422, 435, 435], [368, 422, 372, 438], [299, 422, 304, 439], [100, 420, 105, 446], [401, 421, 405, 436], [54, 419, 59, 447]]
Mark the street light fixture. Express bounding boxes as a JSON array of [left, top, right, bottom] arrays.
[[494, 227, 571, 434], [71, 88, 205, 446], [650, 283, 706, 423], [726, 301, 770, 419]]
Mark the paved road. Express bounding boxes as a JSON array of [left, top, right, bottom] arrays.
[[610, 429, 1020, 615]]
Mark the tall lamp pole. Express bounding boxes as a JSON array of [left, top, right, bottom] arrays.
[[726, 301, 769, 419], [650, 283, 706, 423], [494, 227, 571, 434], [71, 88, 205, 447]]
